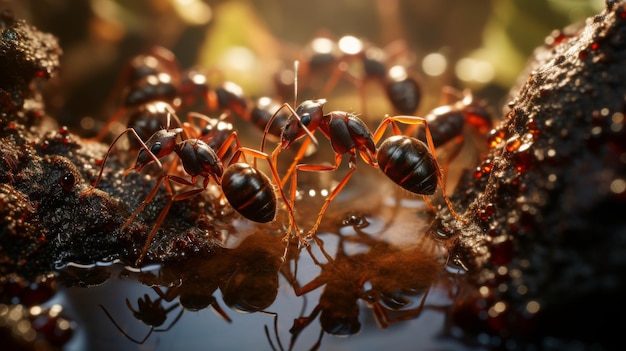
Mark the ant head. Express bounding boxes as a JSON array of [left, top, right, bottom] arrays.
[[134, 128, 182, 171], [280, 99, 326, 150]]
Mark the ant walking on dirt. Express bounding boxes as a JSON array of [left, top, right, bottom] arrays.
[[84, 109, 299, 264]]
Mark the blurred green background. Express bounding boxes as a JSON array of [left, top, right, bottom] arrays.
[[3, 0, 605, 130]]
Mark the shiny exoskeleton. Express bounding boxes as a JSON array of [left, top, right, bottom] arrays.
[[275, 34, 422, 116], [263, 97, 464, 240], [249, 96, 291, 142], [178, 68, 249, 120], [89, 46, 182, 143], [85, 117, 298, 264], [409, 87, 493, 164], [92, 47, 285, 146]]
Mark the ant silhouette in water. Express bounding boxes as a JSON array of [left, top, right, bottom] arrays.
[[262, 61, 465, 242], [84, 108, 300, 264], [265, 217, 443, 351], [99, 293, 184, 345], [100, 283, 232, 345]]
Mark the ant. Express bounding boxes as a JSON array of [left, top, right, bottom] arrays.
[[100, 284, 232, 345], [276, 222, 440, 351], [89, 46, 182, 143], [85, 109, 300, 264], [177, 67, 249, 120], [99, 293, 184, 345], [275, 34, 422, 117], [90, 46, 265, 144], [262, 64, 463, 241], [406, 86, 493, 165]]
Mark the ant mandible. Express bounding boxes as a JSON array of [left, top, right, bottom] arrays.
[[85, 111, 299, 264], [262, 68, 464, 240]]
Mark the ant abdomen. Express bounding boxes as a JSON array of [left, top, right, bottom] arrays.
[[222, 163, 277, 223], [417, 106, 466, 147], [385, 66, 422, 115], [376, 135, 438, 195]]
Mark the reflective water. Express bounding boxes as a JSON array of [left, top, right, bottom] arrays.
[[53, 167, 479, 351]]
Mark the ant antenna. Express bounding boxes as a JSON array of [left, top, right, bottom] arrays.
[[293, 60, 299, 108], [260, 61, 319, 155]]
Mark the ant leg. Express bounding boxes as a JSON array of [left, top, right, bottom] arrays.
[[372, 115, 405, 144], [135, 175, 206, 265], [215, 131, 245, 163], [154, 307, 184, 332], [263, 311, 284, 351], [209, 300, 233, 323], [280, 136, 314, 187], [185, 111, 231, 139], [99, 304, 155, 344], [83, 127, 164, 195], [86, 107, 129, 143], [318, 62, 359, 99], [295, 153, 352, 239], [440, 86, 465, 105], [121, 176, 167, 231], [261, 102, 319, 155]]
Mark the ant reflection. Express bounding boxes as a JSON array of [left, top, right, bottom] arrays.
[[98, 217, 446, 349], [100, 232, 296, 345], [270, 215, 446, 351], [220, 230, 293, 313], [100, 249, 233, 345], [99, 292, 184, 344]]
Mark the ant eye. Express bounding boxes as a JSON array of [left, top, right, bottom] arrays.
[[301, 114, 311, 126], [150, 141, 162, 155]]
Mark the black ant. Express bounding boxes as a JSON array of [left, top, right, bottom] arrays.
[[262, 65, 463, 240], [85, 109, 299, 264], [177, 67, 249, 120], [90, 46, 282, 146], [275, 34, 422, 117], [89, 46, 182, 143], [100, 283, 232, 345], [407, 86, 493, 164]]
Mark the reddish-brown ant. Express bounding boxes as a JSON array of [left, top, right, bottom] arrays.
[[89, 47, 258, 144], [262, 78, 464, 241], [407, 87, 493, 164], [275, 34, 422, 116], [177, 67, 249, 120], [85, 109, 299, 264], [89, 46, 182, 143]]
